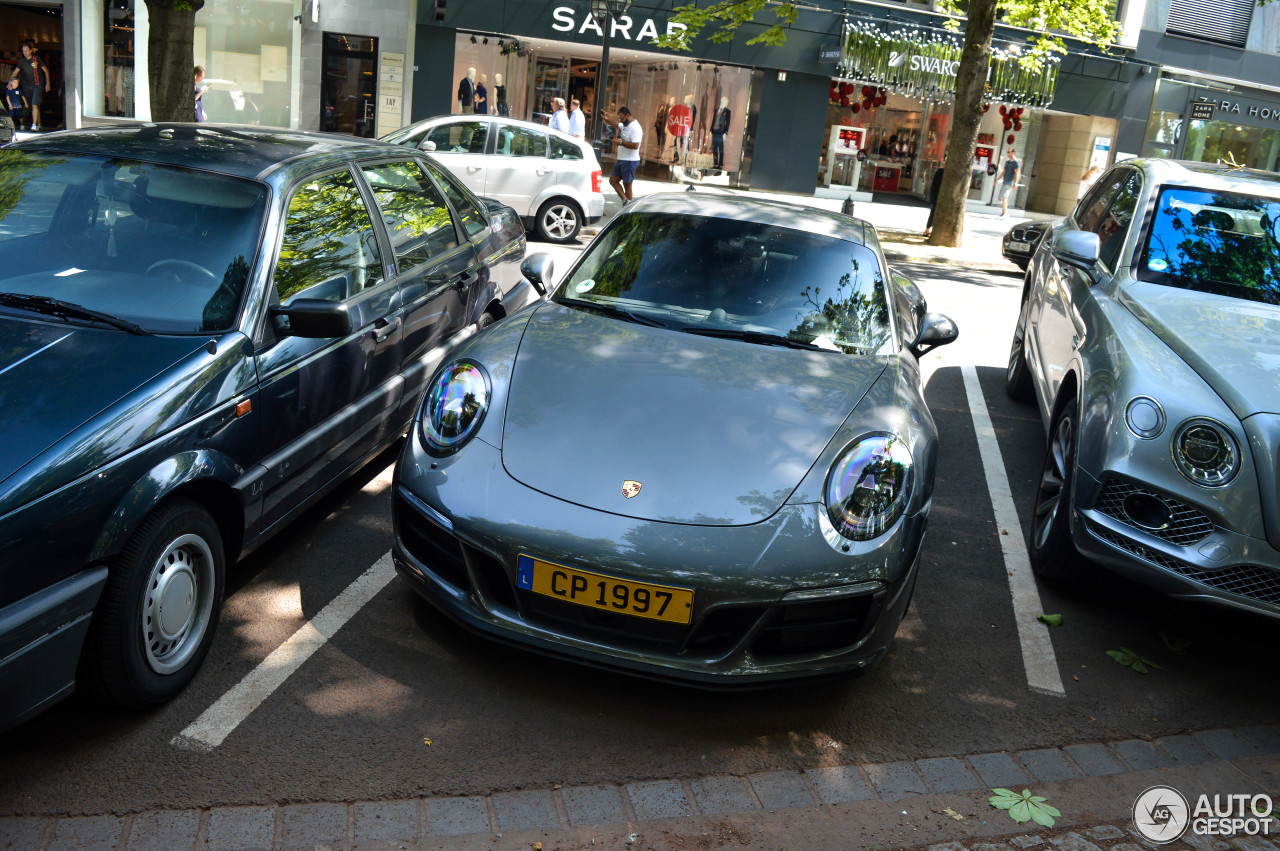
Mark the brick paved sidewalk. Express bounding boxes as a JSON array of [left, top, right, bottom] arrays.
[[5, 725, 1277, 850]]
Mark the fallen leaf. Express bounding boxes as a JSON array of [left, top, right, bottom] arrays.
[[1001, 529, 1008, 535], [423, 738, 432, 746], [1036, 613, 1063, 627], [534, 843, 543, 851], [1073, 675, 1079, 681], [1107, 646, 1162, 674], [988, 788, 1061, 827], [943, 807, 965, 821], [1160, 630, 1193, 655]]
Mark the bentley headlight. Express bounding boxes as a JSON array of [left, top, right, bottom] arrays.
[[421, 361, 490, 454], [1172, 418, 1239, 487], [824, 434, 914, 540]]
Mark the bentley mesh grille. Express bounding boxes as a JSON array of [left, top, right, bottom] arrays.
[[1089, 522, 1280, 605], [1092, 478, 1214, 545]]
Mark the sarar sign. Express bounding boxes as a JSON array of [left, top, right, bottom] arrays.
[[551, 5, 687, 41]]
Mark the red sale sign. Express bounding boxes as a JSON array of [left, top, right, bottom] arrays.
[[667, 104, 692, 137]]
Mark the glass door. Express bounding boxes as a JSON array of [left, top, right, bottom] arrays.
[[532, 57, 568, 124], [321, 32, 378, 137]]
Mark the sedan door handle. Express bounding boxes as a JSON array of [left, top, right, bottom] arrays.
[[372, 316, 401, 344], [460, 270, 480, 292], [536, 168, 552, 176], [467, 166, 482, 173]]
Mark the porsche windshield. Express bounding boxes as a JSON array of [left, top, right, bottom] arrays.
[[0, 150, 268, 333], [1139, 187, 1280, 305], [557, 212, 892, 354]]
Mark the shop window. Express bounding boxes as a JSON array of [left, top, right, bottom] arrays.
[[195, 0, 297, 129], [1166, 0, 1253, 47], [428, 121, 489, 154]]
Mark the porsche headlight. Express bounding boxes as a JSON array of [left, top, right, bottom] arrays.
[[824, 434, 914, 540], [420, 361, 490, 454], [1172, 418, 1239, 487]]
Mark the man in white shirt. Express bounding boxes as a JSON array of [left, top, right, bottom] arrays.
[[568, 98, 585, 139], [603, 105, 643, 204], [549, 98, 570, 134]]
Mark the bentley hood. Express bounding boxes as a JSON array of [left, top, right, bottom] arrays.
[[0, 315, 207, 490], [500, 304, 886, 526], [1122, 283, 1280, 418]]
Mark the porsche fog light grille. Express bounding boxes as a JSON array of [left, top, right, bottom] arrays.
[[1089, 522, 1280, 606], [1092, 478, 1214, 546], [395, 494, 470, 590], [750, 596, 875, 658]]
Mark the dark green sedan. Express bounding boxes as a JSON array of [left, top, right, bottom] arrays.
[[0, 124, 534, 730]]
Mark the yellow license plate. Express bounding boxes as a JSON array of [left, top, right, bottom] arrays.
[[516, 554, 694, 625]]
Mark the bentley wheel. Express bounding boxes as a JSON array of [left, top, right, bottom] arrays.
[[1028, 404, 1081, 581], [1006, 299, 1035, 402], [536, 199, 582, 244], [79, 499, 225, 707]]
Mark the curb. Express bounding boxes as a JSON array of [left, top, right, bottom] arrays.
[[4, 726, 1278, 850]]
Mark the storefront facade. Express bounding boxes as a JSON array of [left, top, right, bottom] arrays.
[[1141, 77, 1280, 172]]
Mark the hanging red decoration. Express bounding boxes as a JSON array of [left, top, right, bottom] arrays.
[[1013, 120, 1022, 131], [1007, 134, 1015, 144], [999, 105, 1006, 115], [840, 96, 851, 106], [1003, 119, 1011, 130], [862, 86, 873, 97], [852, 103, 861, 113], [982, 104, 990, 112]]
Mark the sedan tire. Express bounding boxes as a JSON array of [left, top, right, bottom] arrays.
[[1028, 403, 1082, 582], [536, 198, 582, 244], [1006, 299, 1035, 402], [79, 499, 225, 707]]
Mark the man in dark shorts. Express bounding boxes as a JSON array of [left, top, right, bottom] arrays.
[[12, 41, 50, 131], [602, 105, 643, 205]]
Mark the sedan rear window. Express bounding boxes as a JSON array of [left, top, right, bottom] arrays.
[[0, 150, 268, 333], [1139, 187, 1280, 305], [557, 212, 891, 354]]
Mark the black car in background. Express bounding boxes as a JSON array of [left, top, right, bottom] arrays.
[[1002, 221, 1052, 270], [0, 124, 533, 730]]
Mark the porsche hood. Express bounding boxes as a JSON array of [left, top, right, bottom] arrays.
[[499, 304, 886, 526]]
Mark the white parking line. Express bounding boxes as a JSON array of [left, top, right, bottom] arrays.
[[961, 366, 1066, 697], [172, 552, 397, 752]]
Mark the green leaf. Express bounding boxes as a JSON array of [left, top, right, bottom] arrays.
[[1037, 613, 1062, 626], [988, 788, 1060, 828], [1108, 647, 1161, 673]]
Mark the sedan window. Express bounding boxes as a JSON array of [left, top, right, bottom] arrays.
[[1095, 170, 1142, 269], [0, 150, 267, 333], [557, 212, 891, 354], [1076, 170, 1126, 233], [425, 121, 488, 154], [1139, 187, 1280, 304], [421, 158, 488, 240], [550, 136, 583, 160], [361, 161, 459, 270], [274, 169, 383, 304], [495, 125, 549, 157]]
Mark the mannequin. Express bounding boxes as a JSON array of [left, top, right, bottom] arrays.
[[458, 67, 476, 114], [653, 97, 670, 156], [475, 73, 489, 115], [679, 94, 697, 164], [494, 72, 509, 117], [711, 96, 730, 171]]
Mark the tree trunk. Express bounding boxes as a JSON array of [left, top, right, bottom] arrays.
[[928, 0, 997, 248], [145, 0, 205, 123]]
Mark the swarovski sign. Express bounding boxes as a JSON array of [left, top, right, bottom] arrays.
[[839, 20, 1060, 106]]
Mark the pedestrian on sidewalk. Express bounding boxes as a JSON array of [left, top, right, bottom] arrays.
[[605, 106, 642, 205], [1078, 164, 1101, 200], [923, 159, 946, 238], [4, 79, 27, 130], [12, 41, 50, 131], [549, 98, 569, 134], [998, 147, 1021, 217]]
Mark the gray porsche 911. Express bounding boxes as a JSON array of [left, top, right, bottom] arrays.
[[392, 193, 958, 684]]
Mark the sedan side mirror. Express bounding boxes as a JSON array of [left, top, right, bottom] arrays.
[[909, 312, 958, 358], [269, 299, 353, 338], [1053, 230, 1101, 272], [521, 252, 555, 295], [420, 140, 437, 152]]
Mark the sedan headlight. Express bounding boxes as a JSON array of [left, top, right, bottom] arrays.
[[421, 360, 490, 454], [1171, 418, 1239, 487], [824, 434, 914, 540]]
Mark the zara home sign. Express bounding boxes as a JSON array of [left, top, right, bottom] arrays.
[[551, 5, 688, 41]]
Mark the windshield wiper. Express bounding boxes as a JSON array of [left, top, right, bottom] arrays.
[[680, 326, 825, 351], [0, 293, 151, 335], [555, 297, 669, 328]]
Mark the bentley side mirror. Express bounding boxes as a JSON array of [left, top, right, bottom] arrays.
[[520, 252, 555, 295], [909, 312, 958, 358], [1053, 230, 1101, 272]]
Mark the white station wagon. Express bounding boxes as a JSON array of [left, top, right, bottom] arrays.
[[383, 115, 605, 244]]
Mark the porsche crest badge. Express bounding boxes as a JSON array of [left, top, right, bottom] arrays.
[[622, 480, 642, 499]]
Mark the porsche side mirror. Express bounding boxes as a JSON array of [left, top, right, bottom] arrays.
[[1053, 230, 1101, 272], [521, 252, 555, 295], [910, 312, 958, 358]]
